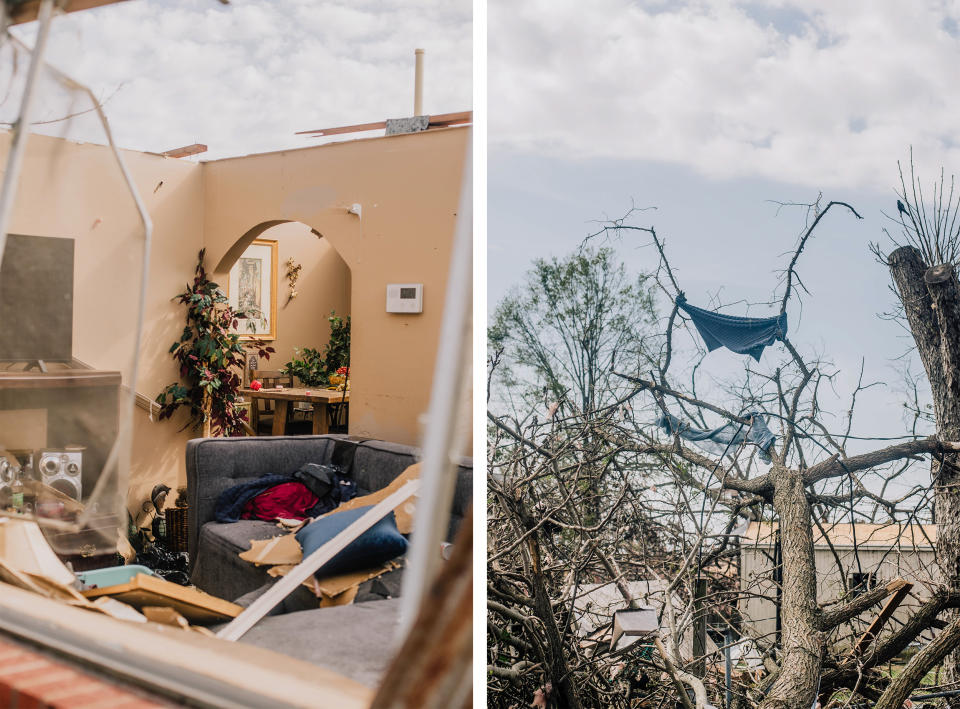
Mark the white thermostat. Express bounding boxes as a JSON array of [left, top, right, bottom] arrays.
[[386, 283, 423, 313], [387, 283, 423, 313]]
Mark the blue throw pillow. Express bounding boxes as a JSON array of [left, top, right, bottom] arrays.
[[295, 505, 408, 578]]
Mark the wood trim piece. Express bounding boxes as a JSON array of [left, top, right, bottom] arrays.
[[81, 573, 243, 624], [6, 0, 129, 25], [851, 580, 913, 657], [427, 111, 473, 127], [295, 120, 388, 137], [296, 111, 472, 137], [0, 370, 121, 389], [161, 143, 207, 159]]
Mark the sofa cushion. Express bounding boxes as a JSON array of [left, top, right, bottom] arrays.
[[296, 506, 408, 578], [187, 435, 342, 564], [190, 520, 288, 601], [218, 598, 403, 688], [351, 440, 418, 493]]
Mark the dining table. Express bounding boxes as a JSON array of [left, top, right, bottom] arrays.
[[241, 386, 349, 436]]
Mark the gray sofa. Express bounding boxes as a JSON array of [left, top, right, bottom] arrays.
[[186, 434, 472, 604]]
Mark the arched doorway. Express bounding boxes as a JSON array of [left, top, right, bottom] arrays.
[[219, 220, 351, 433]]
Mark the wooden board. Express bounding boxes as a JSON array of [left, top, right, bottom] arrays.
[[0, 370, 121, 389], [7, 0, 130, 25], [851, 579, 913, 656], [81, 573, 242, 624], [242, 387, 349, 403]]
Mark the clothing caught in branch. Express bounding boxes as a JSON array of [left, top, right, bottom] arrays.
[[657, 411, 776, 463], [676, 292, 788, 361]]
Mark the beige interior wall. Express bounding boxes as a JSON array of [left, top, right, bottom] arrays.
[[248, 222, 351, 378], [203, 127, 470, 448], [1, 133, 204, 512], [1, 125, 469, 519]]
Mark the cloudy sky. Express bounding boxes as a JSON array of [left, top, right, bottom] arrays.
[[489, 0, 960, 472], [10, 0, 472, 159]]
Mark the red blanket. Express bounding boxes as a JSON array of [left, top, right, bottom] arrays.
[[241, 481, 319, 521]]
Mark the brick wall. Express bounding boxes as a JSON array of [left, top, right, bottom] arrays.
[[0, 636, 171, 708]]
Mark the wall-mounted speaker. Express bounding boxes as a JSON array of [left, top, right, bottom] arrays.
[[37, 450, 81, 500]]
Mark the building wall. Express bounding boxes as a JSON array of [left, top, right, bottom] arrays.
[[1, 126, 468, 515], [1, 133, 203, 513], [740, 543, 938, 647], [202, 126, 470, 448]]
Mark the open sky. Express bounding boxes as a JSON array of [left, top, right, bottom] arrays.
[[10, 0, 472, 159], [489, 1, 960, 465]]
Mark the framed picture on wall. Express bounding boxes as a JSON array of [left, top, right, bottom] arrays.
[[227, 239, 278, 340]]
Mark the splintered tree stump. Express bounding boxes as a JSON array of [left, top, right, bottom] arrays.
[[889, 247, 960, 682], [925, 263, 955, 285]]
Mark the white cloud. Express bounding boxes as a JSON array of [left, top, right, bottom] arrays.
[[10, 0, 471, 159], [490, 0, 960, 189]]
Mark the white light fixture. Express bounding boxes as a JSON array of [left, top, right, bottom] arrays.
[[610, 607, 659, 651]]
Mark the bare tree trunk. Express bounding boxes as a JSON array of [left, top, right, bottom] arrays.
[[202, 391, 212, 438], [524, 533, 583, 709], [760, 466, 823, 709], [889, 246, 960, 680]]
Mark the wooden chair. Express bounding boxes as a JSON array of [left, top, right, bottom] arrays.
[[248, 370, 304, 435]]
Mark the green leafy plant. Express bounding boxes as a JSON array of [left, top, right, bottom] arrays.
[[283, 346, 327, 387], [155, 249, 274, 436], [282, 311, 351, 386], [324, 311, 351, 373]]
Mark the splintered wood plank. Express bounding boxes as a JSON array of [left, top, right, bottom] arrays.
[[295, 120, 387, 136], [852, 579, 913, 656], [81, 573, 242, 624], [426, 111, 472, 127], [7, 0, 129, 25], [161, 143, 208, 158], [296, 111, 472, 136]]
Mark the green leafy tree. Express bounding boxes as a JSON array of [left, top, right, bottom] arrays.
[[489, 246, 658, 420], [487, 247, 667, 708]]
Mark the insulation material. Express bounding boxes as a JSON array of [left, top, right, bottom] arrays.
[[240, 533, 302, 566], [90, 597, 147, 623], [143, 605, 191, 629], [266, 559, 401, 597], [322, 463, 421, 534], [319, 585, 359, 608], [0, 517, 76, 586]]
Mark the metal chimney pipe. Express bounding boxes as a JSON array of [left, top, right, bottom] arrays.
[[414, 48, 425, 116]]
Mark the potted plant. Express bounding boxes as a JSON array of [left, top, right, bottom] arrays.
[[282, 311, 350, 387], [155, 250, 274, 437]]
